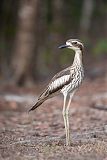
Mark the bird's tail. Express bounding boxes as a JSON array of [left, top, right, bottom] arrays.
[[29, 98, 45, 112]]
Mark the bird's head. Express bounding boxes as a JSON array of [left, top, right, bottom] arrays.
[[59, 39, 84, 52]]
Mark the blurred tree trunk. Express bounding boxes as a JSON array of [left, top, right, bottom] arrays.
[[30, 1, 48, 80], [104, 8, 107, 83], [79, 0, 94, 71], [79, 0, 94, 39], [50, 0, 64, 74], [12, 0, 39, 85], [0, 0, 18, 80]]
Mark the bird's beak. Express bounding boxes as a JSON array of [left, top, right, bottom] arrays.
[[58, 44, 70, 49]]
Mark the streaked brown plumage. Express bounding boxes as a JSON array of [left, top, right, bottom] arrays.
[[29, 67, 72, 111], [29, 39, 84, 146]]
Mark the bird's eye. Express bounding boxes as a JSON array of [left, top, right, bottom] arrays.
[[73, 42, 77, 44]]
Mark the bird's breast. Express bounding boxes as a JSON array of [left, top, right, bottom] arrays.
[[61, 68, 84, 94]]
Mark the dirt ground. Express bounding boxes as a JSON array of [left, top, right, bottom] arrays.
[[0, 73, 107, 159]]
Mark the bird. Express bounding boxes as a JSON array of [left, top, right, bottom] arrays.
[[29, 39, 84, 146]]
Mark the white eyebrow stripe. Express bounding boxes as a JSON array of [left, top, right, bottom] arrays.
[[66, 42, 71, 46]]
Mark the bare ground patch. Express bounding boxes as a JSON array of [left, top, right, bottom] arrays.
[[0, 78, 107, 160]]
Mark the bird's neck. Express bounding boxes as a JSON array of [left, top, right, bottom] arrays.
[[73, 49, 83, 66]]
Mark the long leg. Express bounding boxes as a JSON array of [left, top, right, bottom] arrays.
[[62, 93, 68, 145], [66, 91, 76, 145]]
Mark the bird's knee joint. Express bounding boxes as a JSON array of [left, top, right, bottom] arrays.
[[62, 111, 68, 117]]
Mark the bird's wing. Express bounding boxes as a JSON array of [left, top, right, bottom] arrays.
[[38, 67, 73, 100], [29, 67, 74, 111]]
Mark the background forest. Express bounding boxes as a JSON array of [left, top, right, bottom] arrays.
[[0, 1, 107, 159], [0, 0, 107, 86]]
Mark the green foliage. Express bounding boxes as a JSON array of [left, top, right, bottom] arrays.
[[44, 49, 52, 64], [64, 0, 83, 31], [60, 49, 74, 65], [46, 0, 52, 25], [93, 39, 107, 55]]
